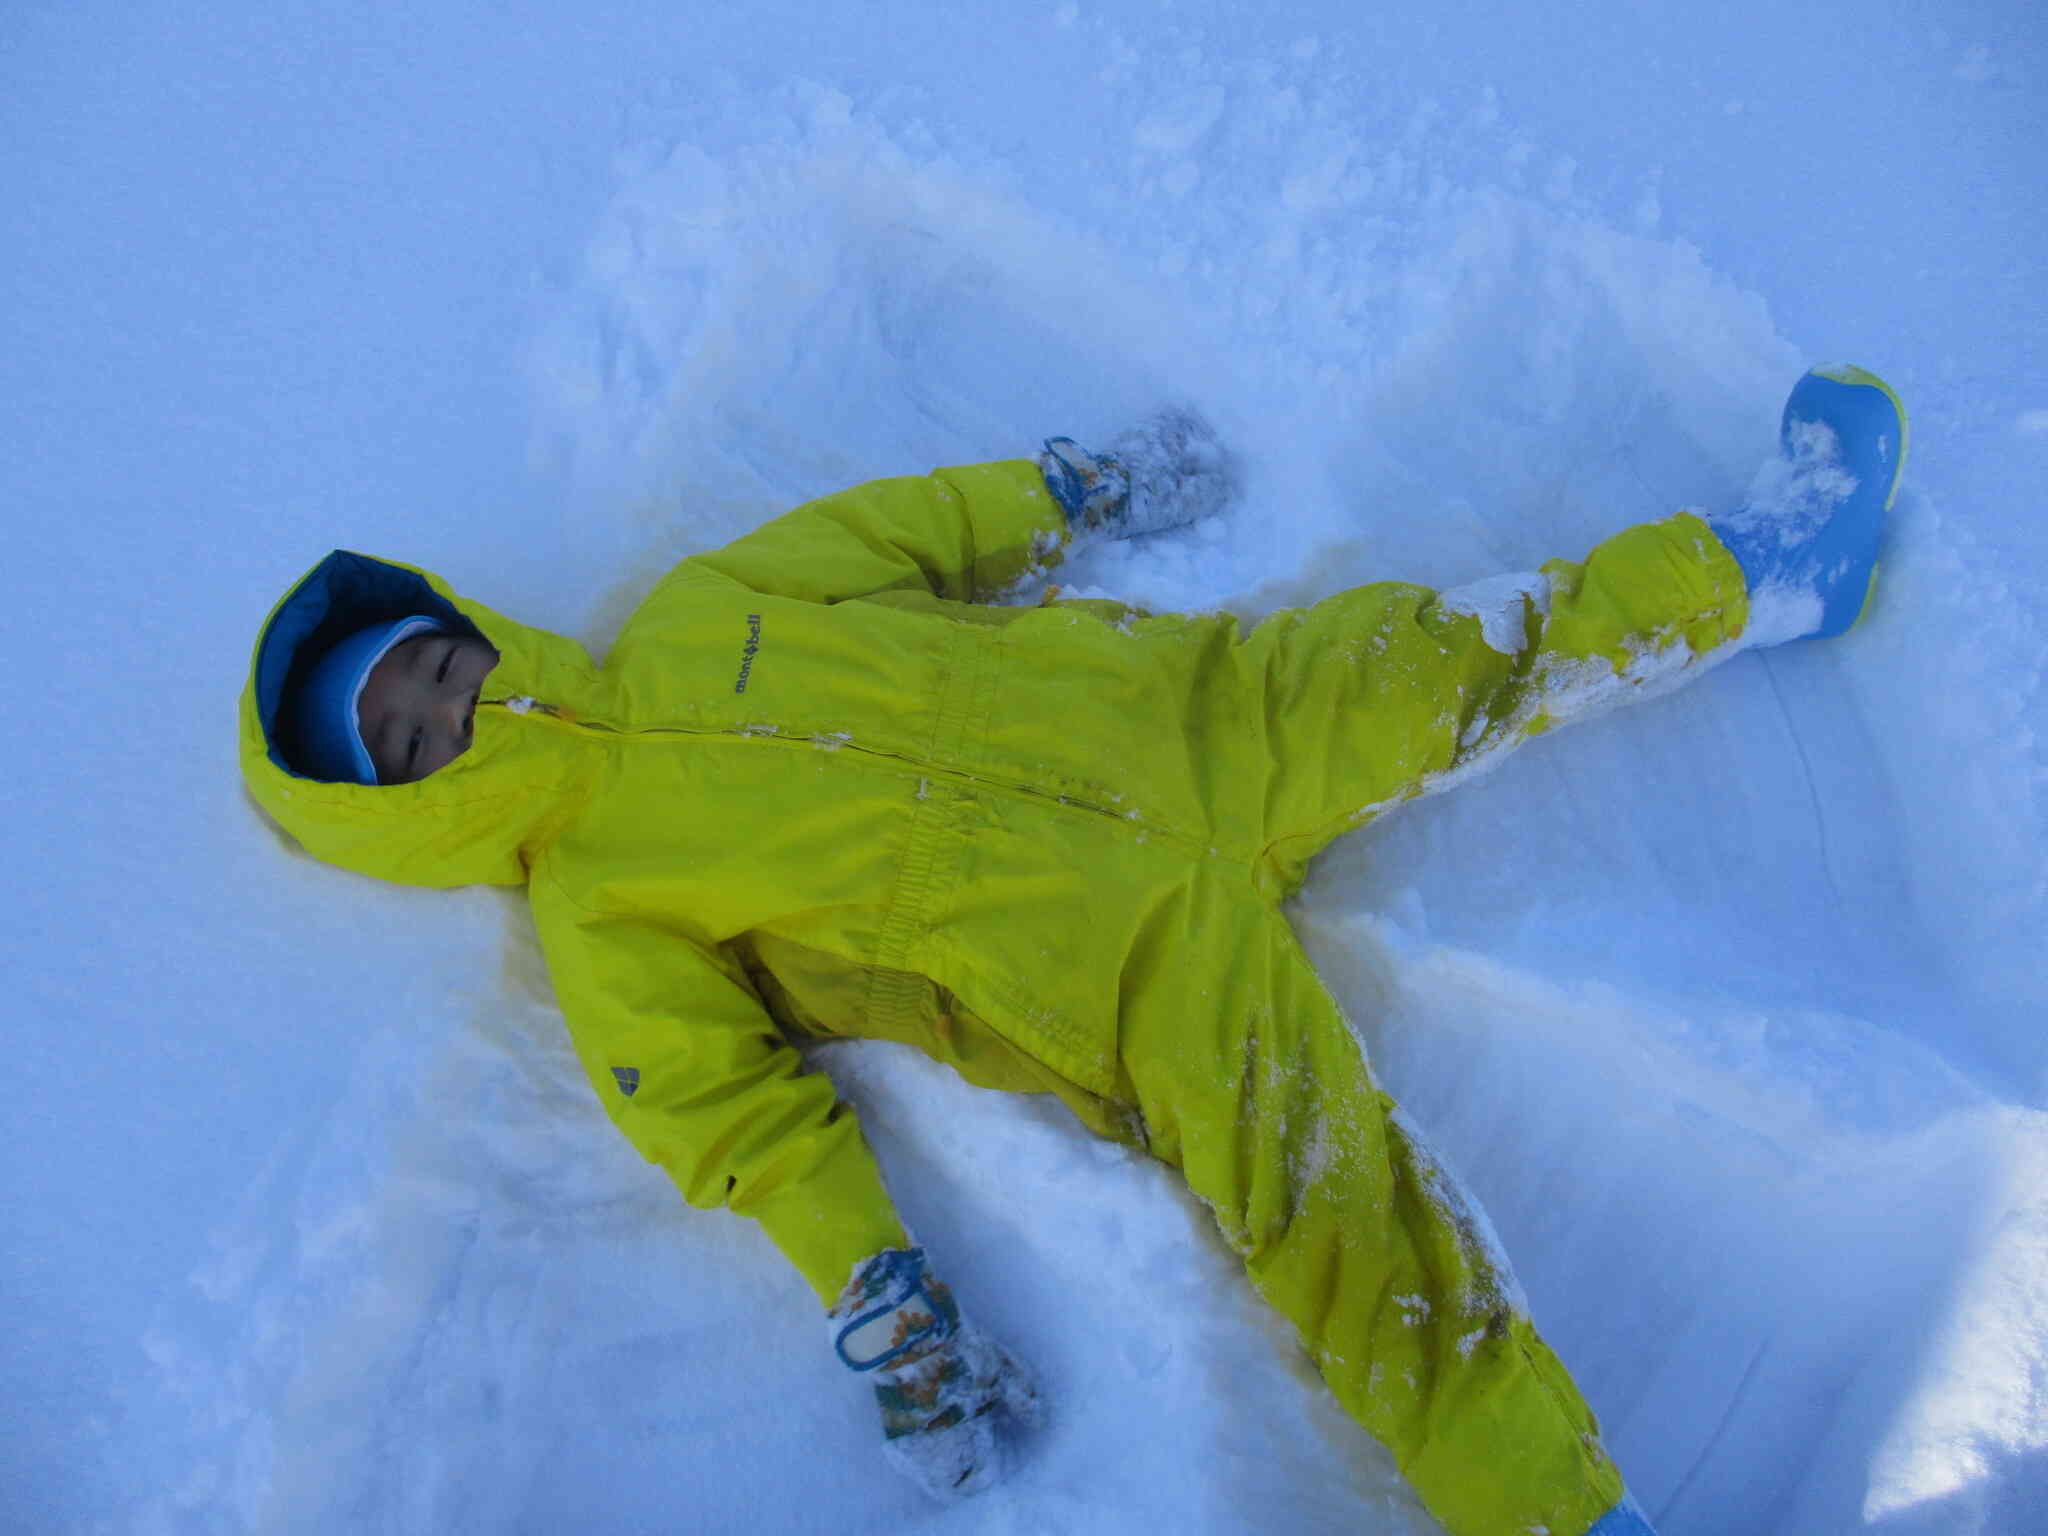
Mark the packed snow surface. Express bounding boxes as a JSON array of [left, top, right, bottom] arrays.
[[5, 2, 2045, 1533]]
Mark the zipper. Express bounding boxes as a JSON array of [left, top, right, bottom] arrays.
[[478, 695, 1179, 844]]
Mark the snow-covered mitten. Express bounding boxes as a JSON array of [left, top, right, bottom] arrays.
[[1707, 364, 1907, 642], [1039, 406, 1235, 543], [829, 1247, 1040, 1501]]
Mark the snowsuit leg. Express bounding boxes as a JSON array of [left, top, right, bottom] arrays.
[[1125, 514, 1747, 1535], [1242, 511, 1749, 898], [1119, 904, 1623, 1536]]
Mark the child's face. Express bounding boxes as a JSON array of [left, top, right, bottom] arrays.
[[358, 632, 500, 785]]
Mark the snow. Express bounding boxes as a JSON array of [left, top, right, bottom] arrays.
[[1438, 571, 1550, 658], [4, 1, 2045, 1532]]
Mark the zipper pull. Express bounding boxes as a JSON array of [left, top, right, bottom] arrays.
[[487, 695, 563, 718]]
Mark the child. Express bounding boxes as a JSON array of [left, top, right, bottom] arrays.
[[238, 369, 1906, 1536]]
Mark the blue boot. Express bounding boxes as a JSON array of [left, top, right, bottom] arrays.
[[1708, 364, 1909, 640]]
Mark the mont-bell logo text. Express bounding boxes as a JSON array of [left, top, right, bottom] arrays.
[[733, 614, 763, 694]]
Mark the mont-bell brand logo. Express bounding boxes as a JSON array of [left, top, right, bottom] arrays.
[[733, 613, 763, 694], [612, 1066, 641, 1098]]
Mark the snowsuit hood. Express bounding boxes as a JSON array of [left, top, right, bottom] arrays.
[[240, 550, 598, 888]]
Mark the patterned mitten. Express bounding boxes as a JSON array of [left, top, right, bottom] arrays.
[[829, 1247, 1040, 1501], [1039, 406, 1234, 542]]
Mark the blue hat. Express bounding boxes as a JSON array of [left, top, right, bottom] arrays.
[[294, 616, 446, 784]]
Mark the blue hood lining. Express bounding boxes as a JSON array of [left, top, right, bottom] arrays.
[[256, 551, 484, 779]]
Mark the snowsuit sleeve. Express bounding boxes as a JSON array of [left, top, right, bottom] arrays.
[[682, 459, 1066, 604], [529, 871, 910, 1306]]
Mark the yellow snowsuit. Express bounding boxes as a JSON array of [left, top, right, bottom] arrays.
[[241, 461, 1746, 1536]]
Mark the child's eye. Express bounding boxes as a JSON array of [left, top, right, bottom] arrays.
[[436, 644, 455, 684], [406, 727, 423, 774]]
